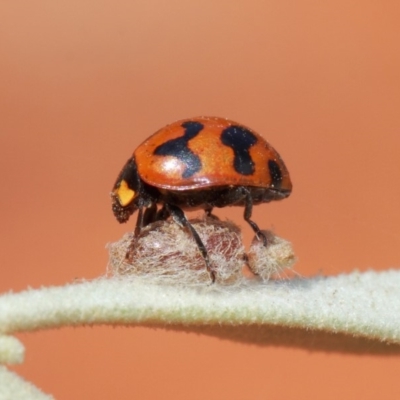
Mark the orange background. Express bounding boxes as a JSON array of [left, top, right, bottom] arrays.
[[1, 1, 400, 399]]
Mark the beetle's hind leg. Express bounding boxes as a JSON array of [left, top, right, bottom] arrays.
[[166, 203, 215, 283], [242, 188, 267, 246]]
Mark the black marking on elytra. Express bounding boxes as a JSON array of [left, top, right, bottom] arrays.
[[268, 159, 282, 188], [220, 126, 257, 175], [154, 121, 204, 179]]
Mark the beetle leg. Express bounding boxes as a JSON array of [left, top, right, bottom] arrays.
[[166, 203, 215, 283], [142, 203, 158, 227], [135, 203, 158, 235], [242, 188, 267, 246], [125, 207, 146, 261], [204, 206, 220, 220], [134, 207, 144, 237], [126, 204, 158, 261], [156, 205, 170, 221]]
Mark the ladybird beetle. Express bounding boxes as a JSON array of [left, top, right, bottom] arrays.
[[111, 116, 292, 283]]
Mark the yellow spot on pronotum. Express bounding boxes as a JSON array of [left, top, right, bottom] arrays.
[[115, 180, 135, 206]]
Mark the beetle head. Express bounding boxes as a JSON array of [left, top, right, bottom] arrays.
[[111, 157, 145, 223]]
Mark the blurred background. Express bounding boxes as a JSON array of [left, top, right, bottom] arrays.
[[1, 1, 400, 398]]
